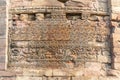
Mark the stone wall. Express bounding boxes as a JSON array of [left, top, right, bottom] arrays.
[[111, 0, 120, 78], [0, 0, 6, 70], [1, 0, 120, 80]]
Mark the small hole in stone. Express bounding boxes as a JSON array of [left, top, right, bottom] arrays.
[[44, 13, 51, 19], [28, 14, 36, 21], [66, 13, 82, 20]]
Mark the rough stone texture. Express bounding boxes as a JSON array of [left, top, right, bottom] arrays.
[[111, 0, 120, 80], [1, 0, 120, 80]]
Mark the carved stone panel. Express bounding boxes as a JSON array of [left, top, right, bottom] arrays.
[[8, 6, 110, 70]]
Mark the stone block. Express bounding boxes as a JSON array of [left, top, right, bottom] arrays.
[[99, 76, 120, 80], [0, 48, 6, 55], [73, 69, 84, 76], [16, 76, 42, 80], [111, 13, 119, 20], [114, 55, 120, 63], [113, 34, 120, 42], [99, 77, 107, 80], [0, 39, 6, 48], [85, 62, 101, 76], [88, 42, 109, 48], [111, 25, 120, 34], [0, 32, 6, 39], [0, 27, 6, 33], [0, 15, 6, 19], [112, 7, 120, 13], [114, 63, 120, 70], [0, 77, 16, 80], [84, 76, 98, 80], [72, 76, 85, 80], [85, 62, 101, 70], [52, 69, 67, 76], [97, 55, 111, 63], [102, 50, 110, 56], [0, 70, 16, 77], [31, 0, 64, 7], [0, 18, 6, 24], [0, 55, 5, 63], [114, 48, 120, 54], [44, 69, 52, 76], [0, 63, 5, 70], [111, 0, 120, 6], [107, 69, 120, 77], [0, 7, 6, 13], [0, 1, 6, 6], [101, 63, 111, 70], [112, 41, 120, 48], [47, 77, 71, 80], [72, 76, 98, 80]]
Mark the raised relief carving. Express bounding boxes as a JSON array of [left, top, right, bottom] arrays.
[[8, 1, 110, 69], [65, 0, 85, 7], [36, 13, 44, 21], [90, 0, 108, 12]]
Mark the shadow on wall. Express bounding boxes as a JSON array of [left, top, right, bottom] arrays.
[[109, 0, 114, 70]]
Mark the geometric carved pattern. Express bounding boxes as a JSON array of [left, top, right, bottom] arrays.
[[8, 7, 109, 69]]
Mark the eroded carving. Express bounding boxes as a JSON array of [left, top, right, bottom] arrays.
[[65, 0, 85, 7], [8, 6, 110, 69]]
